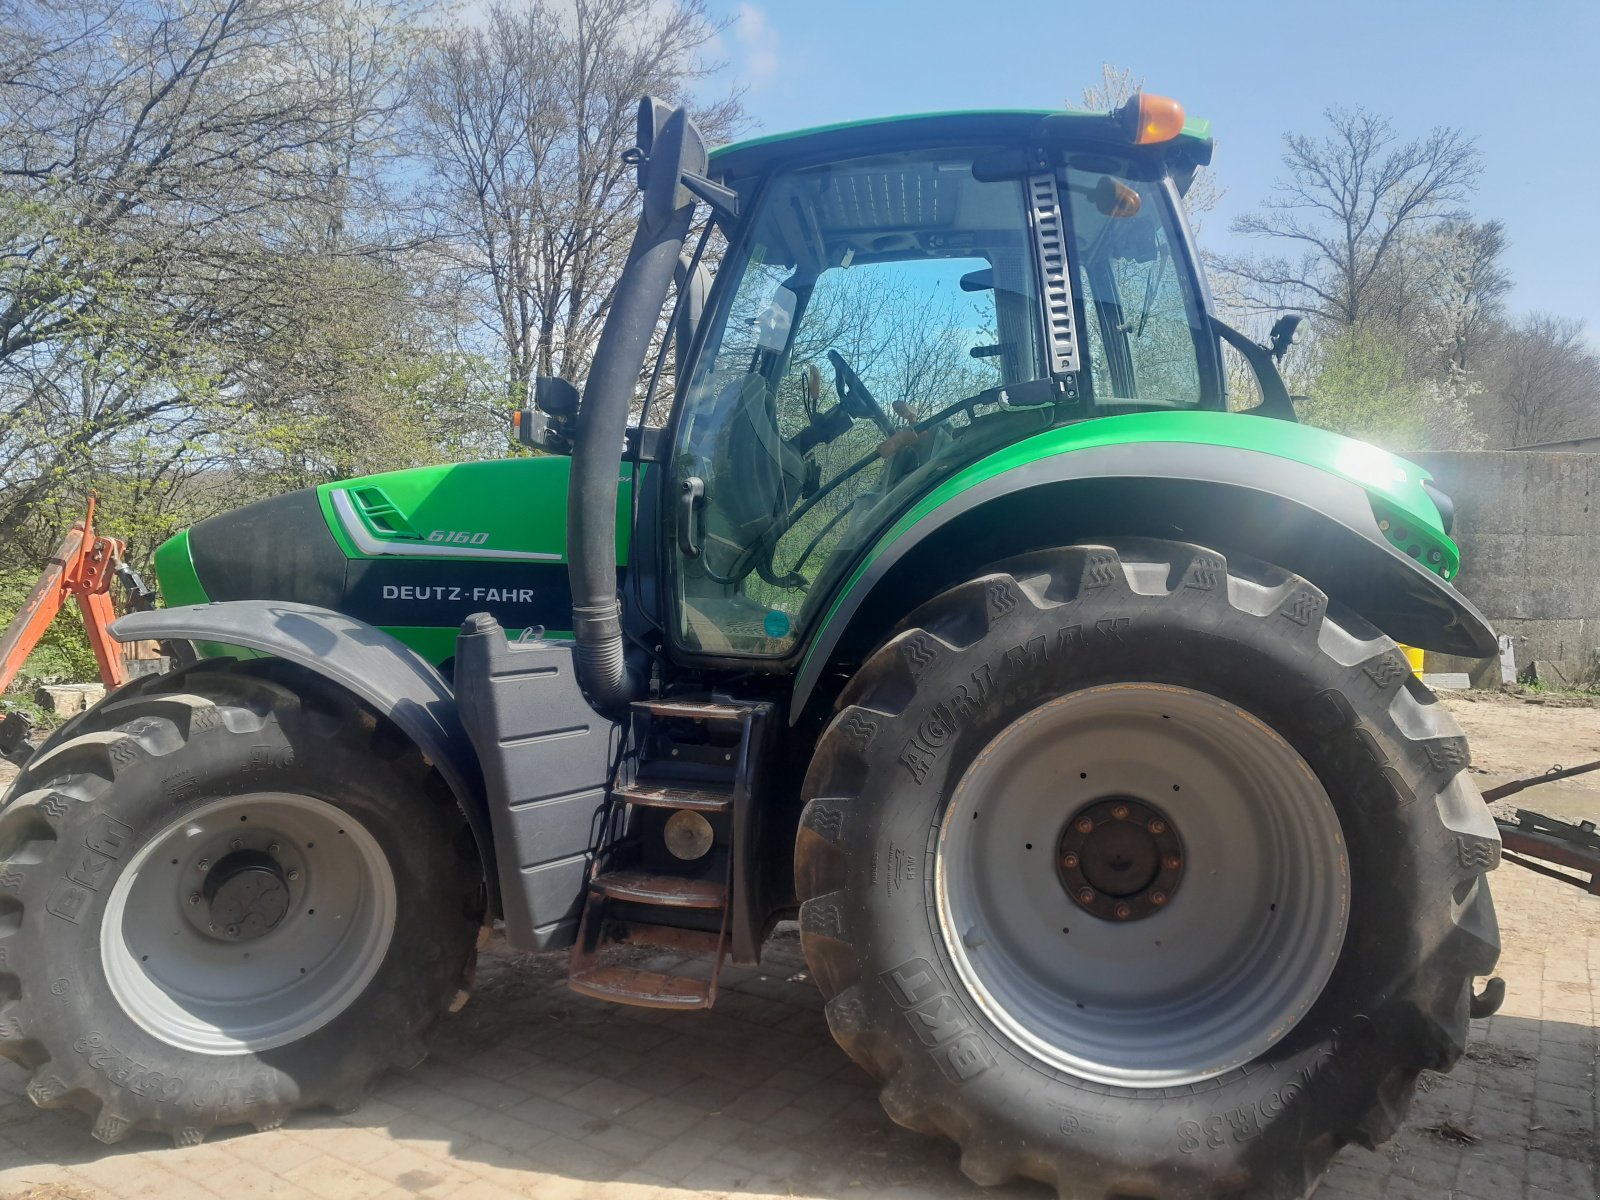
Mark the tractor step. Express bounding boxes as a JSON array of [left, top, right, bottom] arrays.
[[612, 780, 733, 813], [568, 964, 714, 1009], [567, 918, 726, 1010], [590, 870, 726, 908], [567, 695, 774, 1011], [633, 698, 745, 725]]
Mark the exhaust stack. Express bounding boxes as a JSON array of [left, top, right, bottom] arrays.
[[566, 99, 707, 711]]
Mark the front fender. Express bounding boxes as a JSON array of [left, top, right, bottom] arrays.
[[792, 440, 1496, 722], [110, 601, 497, 908]]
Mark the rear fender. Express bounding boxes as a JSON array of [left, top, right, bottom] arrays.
[[110, 601, 497, 910], [792, 442, 1496, 723]]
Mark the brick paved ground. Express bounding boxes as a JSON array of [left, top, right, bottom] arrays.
[[0, 861, 1590, 1200]]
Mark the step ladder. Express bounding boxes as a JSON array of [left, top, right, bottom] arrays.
[[568, 697, 768, 1009]]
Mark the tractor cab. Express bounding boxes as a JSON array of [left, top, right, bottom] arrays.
[[667, 107, 1223, 658]]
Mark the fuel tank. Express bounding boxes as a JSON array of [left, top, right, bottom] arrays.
[[153, 458, 634, 667]]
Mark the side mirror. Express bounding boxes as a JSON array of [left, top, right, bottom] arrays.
[[1269, 314, 1303, 364], [636, 97, 707, 231], [534, 375, 579, 417], [634, 96, 673, 188], [512, 375, 581, 454]]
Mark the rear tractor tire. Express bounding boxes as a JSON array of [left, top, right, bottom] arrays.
[[796, 539, 1501, 1199], [0, 661, 482, 1144]]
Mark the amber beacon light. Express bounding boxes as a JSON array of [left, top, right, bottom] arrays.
[[1117, 93, 1186, 145]]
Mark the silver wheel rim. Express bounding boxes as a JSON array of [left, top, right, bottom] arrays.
[[102, 792, 396, 1055], [936, 683, 1348, 1087]]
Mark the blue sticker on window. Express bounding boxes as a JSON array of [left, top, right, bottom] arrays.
[[763, 609, 791, 638]]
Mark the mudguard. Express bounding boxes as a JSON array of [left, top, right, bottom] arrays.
[[792, 441, 1497, 722], [109, 601, 498, 908]]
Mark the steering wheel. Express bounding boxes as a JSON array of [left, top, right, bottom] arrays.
[[827, 349, 896, 436]]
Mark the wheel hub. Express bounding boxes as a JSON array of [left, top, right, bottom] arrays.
[[203, 849, 290, 940], [1058, 797, 1183, 921], [103, 792, 397, 1055], [935, 683, 1350, 1086]]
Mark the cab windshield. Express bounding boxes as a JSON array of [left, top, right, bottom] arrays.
[[670, 145, 1212, 658]]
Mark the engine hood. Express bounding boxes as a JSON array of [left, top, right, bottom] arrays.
[[153, 457, 634, 665]]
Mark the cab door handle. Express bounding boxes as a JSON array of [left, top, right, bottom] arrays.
[[678, 476, 705, 558]]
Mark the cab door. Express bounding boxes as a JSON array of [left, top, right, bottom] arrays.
[[666, 147, 1050, 660]]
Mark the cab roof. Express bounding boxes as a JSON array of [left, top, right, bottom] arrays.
[[709, 108, 1215, 180]]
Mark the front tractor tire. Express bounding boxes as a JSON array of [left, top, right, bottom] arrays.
[[796, 540, 1501, 1200], [0, 662, 481, 1144]]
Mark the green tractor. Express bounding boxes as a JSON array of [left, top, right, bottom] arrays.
[[0, 93, 1502, 1197]]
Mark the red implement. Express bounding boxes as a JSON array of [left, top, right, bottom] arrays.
[[0, 497, 128, 693]]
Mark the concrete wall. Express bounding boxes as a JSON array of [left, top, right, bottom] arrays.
[[1409, 451, 1600, 684], [1509, 436, 1600, 453]]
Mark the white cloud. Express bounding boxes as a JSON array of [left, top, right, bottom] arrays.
[[734, 4, 779, 89]]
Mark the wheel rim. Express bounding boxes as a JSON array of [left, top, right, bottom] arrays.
[[936, 683, 1348, 1087], [102, 792, 397, 1055]]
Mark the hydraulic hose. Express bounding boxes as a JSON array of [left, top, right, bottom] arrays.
[[567, 200, 695, 712]]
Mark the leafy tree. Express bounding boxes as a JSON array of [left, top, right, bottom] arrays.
[[1220, 108, 1480, 329], [1296, 329, 1479, 451], [1480, 313, 1600, 447], [408, 0, 743, 404], [0, 0, 424, 568]]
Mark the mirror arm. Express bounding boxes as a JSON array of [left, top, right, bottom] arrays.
[[681, 171, 739, 219], [1211, 316, 1298, 422]]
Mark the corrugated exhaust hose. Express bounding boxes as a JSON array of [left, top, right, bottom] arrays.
[[566, 100, 705, 712]]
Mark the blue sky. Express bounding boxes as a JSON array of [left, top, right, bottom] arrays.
[[702, 0, 1600, 337]]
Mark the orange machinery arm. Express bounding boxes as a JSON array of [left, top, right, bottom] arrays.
[[0, 499, 128, 694]]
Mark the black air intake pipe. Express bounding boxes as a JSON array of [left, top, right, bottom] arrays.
[[567, 101, 705, 712]]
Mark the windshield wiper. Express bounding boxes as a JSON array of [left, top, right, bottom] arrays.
[[1132, 242, 1170, 340]]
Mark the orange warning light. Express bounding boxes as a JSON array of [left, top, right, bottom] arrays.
[[1124, 93, 1186, 145]]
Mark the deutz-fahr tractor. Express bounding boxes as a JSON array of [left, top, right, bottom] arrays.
[[0, 94, 1504, 1198]]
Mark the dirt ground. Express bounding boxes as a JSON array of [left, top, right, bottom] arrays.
[[1445, 688, 1600, 790], [0, 687, 1594, 1200]]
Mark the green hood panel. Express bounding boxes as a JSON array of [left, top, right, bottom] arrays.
[[152, 527, 208, 607], [317, 456, 633, 564], [151, 456, 634, 667]]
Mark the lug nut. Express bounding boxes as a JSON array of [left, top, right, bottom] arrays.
[[1151, 891, 1168, 906], [1111, 804, 1129, 820], [1062, 852, 1079, 869], [268, 842, 281, 854], [287, 869, 300, 882], [1076, 887, 1095, 904], [1148, 819, 1166, 834], [1075, 817, 1094, 834], [231, 838, 243, 850], [188, 892, 201, 906], [1113, 903, 1132, 920], [197, 858, 210, 871], [1165, 855, 1182, 871]]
